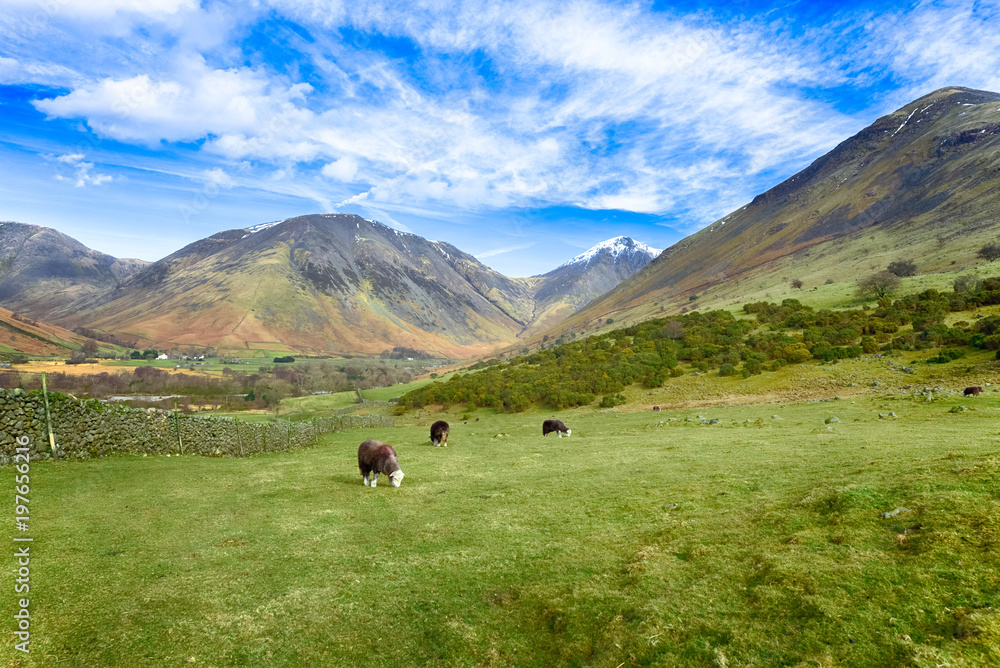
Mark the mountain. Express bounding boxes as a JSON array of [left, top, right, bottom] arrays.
[[0, 217, 659, 358], [52, 214, 540, 358], [525, 236, 661, 336], [550, 86, 1000, 336], [0, 222, 148, 317]]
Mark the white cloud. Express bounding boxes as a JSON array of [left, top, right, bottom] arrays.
[[321, 157, 358, 182], [203, 168, 235, 188], [1, 0, 196, 18], [48, 153, 114, 187], [870, 1, 1000, 100], [33, 58, 315, 148], [0, 56, 20, 84]]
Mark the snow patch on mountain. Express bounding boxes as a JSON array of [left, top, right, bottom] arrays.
[[241, 221, 282, 238]]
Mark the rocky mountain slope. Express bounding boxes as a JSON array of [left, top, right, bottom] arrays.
[[525, 237, 661, 336], [0, 222, 148, 316], [61, 214, 535, 357]]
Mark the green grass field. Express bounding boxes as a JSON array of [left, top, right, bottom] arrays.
[[5, 391, 1000, 666]]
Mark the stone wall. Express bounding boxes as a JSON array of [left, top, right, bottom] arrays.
[[0, 389, 394, 462]]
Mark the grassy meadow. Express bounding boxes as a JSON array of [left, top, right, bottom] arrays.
[[4, 390, 1000, 667]]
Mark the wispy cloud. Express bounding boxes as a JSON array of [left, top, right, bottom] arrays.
[[476, 242, 535, 259], [47, 153, 113, 187], [3, 0, 1000, 273]]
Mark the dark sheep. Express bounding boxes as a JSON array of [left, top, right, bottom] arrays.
[[542, 419, 571, 438], [358, 440, 404, 488], [430, 420, 450, 447], [652, 406, 661, 411], [964, 386, 983, 396]]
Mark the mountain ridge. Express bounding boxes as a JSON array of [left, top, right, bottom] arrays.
[[0, 215, 657, 357]]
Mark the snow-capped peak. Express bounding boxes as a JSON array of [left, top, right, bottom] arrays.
[[559, 236, 661, 268]]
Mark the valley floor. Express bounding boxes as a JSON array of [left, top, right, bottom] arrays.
[[4, 387, 1000, 667]]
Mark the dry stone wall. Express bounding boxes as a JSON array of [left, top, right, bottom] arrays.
[[0, 389, 393, 463]]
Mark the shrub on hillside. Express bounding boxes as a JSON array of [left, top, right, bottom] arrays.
[[926, 349, 965, 364], [954, 274, 982, 294], [887, 260, 917, 277], [599, 393, 627, 408], [978, 242, 1000, 262], [856, 271, 901, 299], [741, 358, 763, 377]]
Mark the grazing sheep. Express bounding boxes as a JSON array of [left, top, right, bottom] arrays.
[[430, 420, 450, 447], [358, 440, 404, 488], [542, 419, 571, 438], [964, 386, 983, 396]]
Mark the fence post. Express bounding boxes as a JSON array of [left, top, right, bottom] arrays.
[[41, 373, 57, 460], [174, 401, 184, 455]]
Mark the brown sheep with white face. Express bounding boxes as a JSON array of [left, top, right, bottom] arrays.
[[430, 420, 450, 447], [358, 440, 404, 488], [542, 419, 571, 437]]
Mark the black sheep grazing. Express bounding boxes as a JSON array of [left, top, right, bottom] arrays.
[[542, 419, 571, 438], [358, 440, 404, 488], [430, 420, 450, 447], [964, 386, 983, 396]]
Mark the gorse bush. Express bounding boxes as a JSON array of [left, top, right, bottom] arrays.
[[399, 274, 1000, 413]]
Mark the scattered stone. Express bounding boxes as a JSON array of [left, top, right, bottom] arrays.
[[949, 406, 970, 413], [880, 507, 911, 519], [825, 416, 840, 424]]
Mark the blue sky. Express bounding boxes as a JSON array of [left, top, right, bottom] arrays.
[[2, 0, 1000, 277]]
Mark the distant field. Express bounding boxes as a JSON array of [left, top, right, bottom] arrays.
[[7, 393, 1000, 666], [278, 390, 361, 417], [274, 377, 451, 420]]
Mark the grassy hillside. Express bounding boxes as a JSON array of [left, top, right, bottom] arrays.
[[7, 400, 1000, 666], [0, 305, 119, 360]]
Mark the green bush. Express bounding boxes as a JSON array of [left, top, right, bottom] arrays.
[[598, 393, 627, 408], [926, 349, 965, 364]]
